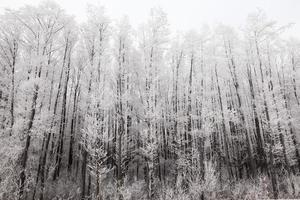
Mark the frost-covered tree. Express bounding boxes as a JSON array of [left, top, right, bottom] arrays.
[[0, 2, 300, 200]]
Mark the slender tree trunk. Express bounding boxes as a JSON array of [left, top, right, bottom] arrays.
[[225, 39, 256, 177], [9, 55, 16, 135], [53, 39, 71, 180], [19, 84, 38, 199], [215, 64, 233, 178], [246, 63, 267, 172], [291, 54, 299, 105]]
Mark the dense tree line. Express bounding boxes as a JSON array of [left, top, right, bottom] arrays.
[[0, 2, 300, 199]]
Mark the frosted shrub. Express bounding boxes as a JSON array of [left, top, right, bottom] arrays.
[[102, 182, 118, 200], [119, 180, 146, 200], [159, 185, 189, 200], [0, 136, 22, 200], [45, 178, 79, 200], [231, 175, 270, 200], [292, 175, 300, 197], [189, 161, 218, 200]]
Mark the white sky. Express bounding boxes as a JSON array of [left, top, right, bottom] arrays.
[[1, 0, 300, 37]]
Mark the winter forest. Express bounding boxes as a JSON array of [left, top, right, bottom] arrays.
[[0, 1, 300, 199]]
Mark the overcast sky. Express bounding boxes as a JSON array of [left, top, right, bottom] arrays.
[[0, 0, 299, 37]]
